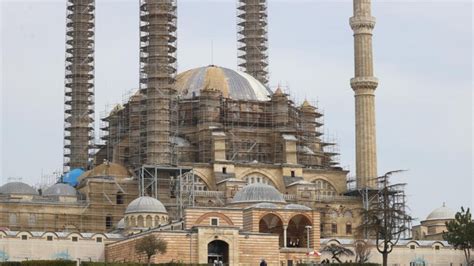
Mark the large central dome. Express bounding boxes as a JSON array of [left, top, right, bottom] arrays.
[[174, 65, 272, 101]]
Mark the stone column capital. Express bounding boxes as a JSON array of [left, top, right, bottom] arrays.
[[351, 77, 379, 91], [350, 16, 376, 34]]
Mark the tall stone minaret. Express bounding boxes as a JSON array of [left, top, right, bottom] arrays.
[[350, 0, 378, 188], [63, 0, 95, 172], [237, 0, 269, 85]]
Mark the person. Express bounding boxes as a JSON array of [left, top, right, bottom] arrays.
[[218, 260, 223, 266], [213, 259, 218, 266], [260, 258, 267, 266]]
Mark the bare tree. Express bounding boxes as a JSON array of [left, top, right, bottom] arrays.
[[135, 234, 167, 266], [321, 244, 354, 263], [353, 239, 371, 263], [358, 170, 413, 266]]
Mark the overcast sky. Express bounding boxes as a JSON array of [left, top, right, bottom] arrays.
[[1, 0, 472, 221]]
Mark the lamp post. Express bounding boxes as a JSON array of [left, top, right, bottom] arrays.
[[305, 225, 313, 264]]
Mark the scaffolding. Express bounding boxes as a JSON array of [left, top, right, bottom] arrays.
[[63, 0, 95, 172], [346, 171, 412, 239], [139, 0, 178, 166], [237, 0, 269, 85]]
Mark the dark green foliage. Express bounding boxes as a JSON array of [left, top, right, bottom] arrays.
[[297, 263, 380, 266], [443, 207, 474, 266]]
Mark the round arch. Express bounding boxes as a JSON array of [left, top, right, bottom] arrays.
[[239, 169, 284, 191], [195, 212, 234, 226], [287, 214, 313, 248], [191, 169, 214, 190], [259, 213, 285, 247], [208, 240, 229, 264], [312, 178, 338, 198]]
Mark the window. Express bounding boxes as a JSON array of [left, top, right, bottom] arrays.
[[21, 235, 27, 240], [96, 237, 103, 243], [313, 179, 337, 199], [116, 192, 124, 205], [410, 245, 415, 250], [346, 223, 352, 235], [320, 223, 324, 233], [72, 236, 78, 242], [47, 236, 53, 241], [210, 218, 219, 226], [435, 245, 440, 250], [291, 170, 295, 177], [331, 224, 337, 234], [105, 216, 113, 229], [222, 167, 227, 174]]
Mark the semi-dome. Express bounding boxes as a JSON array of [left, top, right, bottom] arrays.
[[125, 196, 167, 214], [426, 203, 456, 221], [174, 65, 272, 101], [232, 183, 286, 204], [285, 204, 312, 211], [0, 182, 38, 195], [43, 183, 77, 197]]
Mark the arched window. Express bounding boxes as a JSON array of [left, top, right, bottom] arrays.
[[116, 191, 124, 205], [105, 216, 113, 229], [145, 215, 153, 228], [244, 173, 276, 187], [28, 214, 36, 226], [137, 216, 144, 227], [312, 179, 337, 199], [259, 214, 284, 247], [154, 216, 160, 226]]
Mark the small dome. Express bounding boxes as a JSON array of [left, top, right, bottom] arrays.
[[81, 162, 131, 179], [426, 203, 456, 221], [125, 196, 167, 214], [43, 183, 77, 197], [117, 218, 125, 230], [232, 183, 286, 204], [174, 65, 272, 101], [0, 182, 38, 195], [285, 204, 312, 211]]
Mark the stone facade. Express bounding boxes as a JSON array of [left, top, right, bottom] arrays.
[[105, 206, 321, 265]]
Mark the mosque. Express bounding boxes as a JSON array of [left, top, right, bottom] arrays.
[[0, 0, 466, 265]]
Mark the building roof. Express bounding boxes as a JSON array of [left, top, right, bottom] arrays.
[[174, 65, 272, 101], [125, 196, 167, 215], [0, 182, 38, 195], [232, 183, 286, 204], [426, 203, 456, 221], [43, 183, 77, 197], [284, 204, 312, 211]]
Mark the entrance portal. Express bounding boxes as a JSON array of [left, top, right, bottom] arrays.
[[208, 240, 229, 265]]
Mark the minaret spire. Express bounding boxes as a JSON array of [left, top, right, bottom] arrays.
[[237, 0, 269, 85], [350, 0, 378, 188]]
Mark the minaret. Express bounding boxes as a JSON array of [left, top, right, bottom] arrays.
[[237, 0, 269, 85], [350, 0, 378, 188], [63, 0, 95, 171], [139, 0, 177, 165]]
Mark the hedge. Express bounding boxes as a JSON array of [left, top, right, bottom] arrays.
[[0, 262, 208, 266]]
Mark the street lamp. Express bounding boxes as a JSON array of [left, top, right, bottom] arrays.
[[305, 225, 313, 264]]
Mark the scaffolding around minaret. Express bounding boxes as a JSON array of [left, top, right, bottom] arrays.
[[237, 0, 269, 85], [139, 0, 178, 166], [63, 0, 95, 172]]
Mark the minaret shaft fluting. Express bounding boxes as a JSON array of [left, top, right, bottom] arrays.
[[63, 0, 95, 171], [139, 0, 177, 165], [237, 0, 269, 85], [350, 0, 378, 188]]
